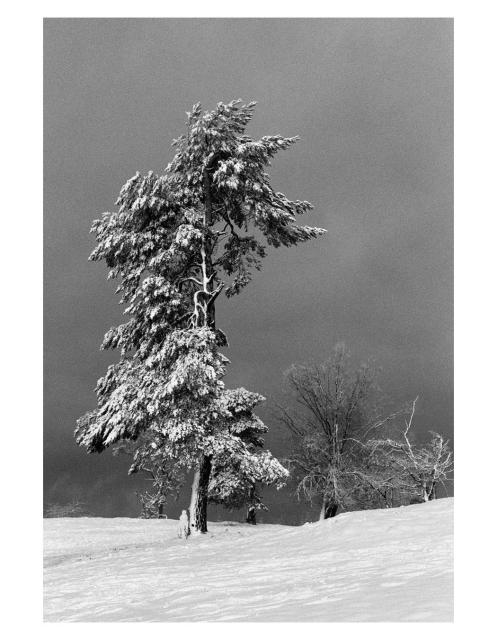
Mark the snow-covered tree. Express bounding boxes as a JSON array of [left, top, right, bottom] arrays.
[[208, 389, 284, 524], [75, 100, 325, 533]]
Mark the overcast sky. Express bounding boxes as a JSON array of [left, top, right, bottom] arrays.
[[44, 18, 453, 520]]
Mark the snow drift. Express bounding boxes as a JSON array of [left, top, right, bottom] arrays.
[[44, 497, 453, 622]]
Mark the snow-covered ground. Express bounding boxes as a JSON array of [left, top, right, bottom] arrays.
[[44, 497, 453, 622]]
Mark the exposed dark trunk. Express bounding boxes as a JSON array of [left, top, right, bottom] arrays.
[[319, 499, 339, 520], [189, 454, 212, 534], [246, 485, 257, 525], [158, 503, 164, 518], [325, 503, 339, 518], [246, 506, 257, 525]]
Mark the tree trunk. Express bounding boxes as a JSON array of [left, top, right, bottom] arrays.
[[189, 454, 212, 534], [246, 485, 257, 525], [319, 502, 326, 521], [427, 482, 437, 501], [319, 499, 339, 520], [422, 483, 430, 502], [158, 503, 163, 519], [186, 167, 216, 536], [246, 506, 257, 525], [326, 503, 339, 518]]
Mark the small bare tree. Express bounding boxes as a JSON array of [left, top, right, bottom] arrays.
[[113, 434, 185, 519], [368, 397, 453, 503], [44, 499, 92, 518], [279, 344, 400, 519]]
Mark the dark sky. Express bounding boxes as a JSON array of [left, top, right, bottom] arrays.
[[44, 18, 453, 521]]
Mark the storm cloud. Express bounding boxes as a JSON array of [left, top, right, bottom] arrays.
[[44, 18, 453, 520]]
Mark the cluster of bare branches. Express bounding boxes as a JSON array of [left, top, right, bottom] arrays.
[[113, 437, 185, 519], [44, 499, 92, 518], [279, 345, 453, 519], [366, 397, 453, 504]]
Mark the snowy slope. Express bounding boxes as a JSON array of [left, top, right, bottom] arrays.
[[43, 497, 453, 622]]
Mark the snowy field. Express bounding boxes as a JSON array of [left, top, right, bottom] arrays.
[[44, 498, 453, 622]]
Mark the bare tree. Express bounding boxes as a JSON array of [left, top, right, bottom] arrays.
[[279, 344, 400, 519], [44, 499, 92, 518], [113, 434, 185, 519], [368, 397, 453, 503]]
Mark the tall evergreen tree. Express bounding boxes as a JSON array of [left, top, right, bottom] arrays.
[[208, 389, 280, 525], [76, 100, 326, 533]]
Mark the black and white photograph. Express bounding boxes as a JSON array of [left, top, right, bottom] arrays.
[[40, 12, 458, 626]]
